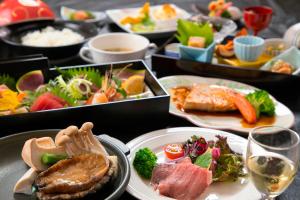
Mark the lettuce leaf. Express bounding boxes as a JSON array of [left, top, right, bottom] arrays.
[[194, 151, 212, 169], [176, 19, 214, 47]]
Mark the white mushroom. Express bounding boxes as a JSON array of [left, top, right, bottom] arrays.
[[21, 137, 66, 171], [13, 168, 38, 195], [79, 122, 108, 156]]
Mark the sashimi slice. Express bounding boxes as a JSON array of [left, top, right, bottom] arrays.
[[30, 93, 66, 112], [151, 157, 212, 200]]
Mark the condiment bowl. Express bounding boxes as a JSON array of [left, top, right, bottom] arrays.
[[234, 36, 265, 62]]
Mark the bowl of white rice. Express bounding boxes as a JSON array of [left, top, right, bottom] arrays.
[[0, 19, 98, 60]]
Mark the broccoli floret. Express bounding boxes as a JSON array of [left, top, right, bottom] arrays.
[[246, 90, 275, 118], [133, 148, 157, 179]]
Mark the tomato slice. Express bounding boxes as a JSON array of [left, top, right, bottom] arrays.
[[164, 144, 184, 160]]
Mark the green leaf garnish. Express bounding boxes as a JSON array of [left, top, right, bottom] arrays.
[[0, 74, 16, 90], [56, 67, 102, 87], [117, 88, 127, 98], [176, 19, 214, 47], [195, 151, 212, 169]]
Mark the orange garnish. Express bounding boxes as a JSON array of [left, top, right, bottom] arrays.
[[236, 28, 248, 37], [17, 92, 27, 102]]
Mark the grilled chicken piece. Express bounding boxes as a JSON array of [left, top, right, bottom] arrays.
[[183, 84, 237, 112], [36, 154, 118, 200]]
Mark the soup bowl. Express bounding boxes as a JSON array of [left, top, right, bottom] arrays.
[[80, 33, 155, 63]]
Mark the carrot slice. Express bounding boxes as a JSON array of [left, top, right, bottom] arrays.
[[231, 92, 257, 124]]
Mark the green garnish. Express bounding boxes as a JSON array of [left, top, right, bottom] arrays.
[[213, 154, 246, 182], [41, 153, 68, 166], [117, 88, 127, 98], [221, 10, 232, 19], [246, 90, 275, 118], [195, 151, 212, 169], [131, 13, 155, 32], [0, 74, 15, 90], [56, 67, 102, 87], [47, 81, 79, 106], [133, 147, 157, 179], [176, 19, 214, 47]]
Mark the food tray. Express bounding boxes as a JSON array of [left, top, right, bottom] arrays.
[[153, 36, 300, 78], [0, 60, 170, 136]]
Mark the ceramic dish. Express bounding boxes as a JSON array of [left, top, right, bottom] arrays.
[[190, 15, 237, 43], [263, 38, 290, 57], [0, 19, 98, 60], [106, 4, 190, 38], [233, 36, 265, 62], [261, 47, 300, 75], [159, 75, 294, 134], [126, 127, 261, 200], [0, 129, 130, 200], [60, 6, 106, 23], [79, 33, 156, 63]]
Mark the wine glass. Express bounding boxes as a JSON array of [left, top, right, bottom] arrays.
[[243, 6, 273, 36], [247, 126, 299, 200]]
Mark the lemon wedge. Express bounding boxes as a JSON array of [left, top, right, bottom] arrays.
[[122, 75, 144, 95]]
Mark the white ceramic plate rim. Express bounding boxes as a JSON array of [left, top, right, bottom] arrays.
[[125, 127, 260, 200], [158, 75, 295, 133], [105, 4, 191, 35]]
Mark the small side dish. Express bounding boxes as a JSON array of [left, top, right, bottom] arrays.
[[21, 26, 84, 47], [176, 19, 216, 63], [215, 28, 248, 58], [70, 10, 95, 21], [208, 0, 242, 21], [132, 134, 246, 199], [14, 122, 118, 200], [270, 59, 294, 74], [0, 64, 148, 116], [106, 2, 190, 35]]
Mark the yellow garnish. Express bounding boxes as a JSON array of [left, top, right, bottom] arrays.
[[153, 4, 177, 20], [120, 2, 150, 25], [0, 89, 20, 111], [122, 75, 144, 95], [140, 2, 150, 14]]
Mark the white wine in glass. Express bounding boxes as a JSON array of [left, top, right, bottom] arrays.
[[247, 126, 299, 200]]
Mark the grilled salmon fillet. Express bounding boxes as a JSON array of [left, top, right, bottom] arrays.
[[183, 84, 237, 112]]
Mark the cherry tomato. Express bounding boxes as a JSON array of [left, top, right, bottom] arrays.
[[164, 144, 184, 160]]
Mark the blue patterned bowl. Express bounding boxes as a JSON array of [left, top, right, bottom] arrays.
[[179, 41, 216, 63], [234, 36, 265, 62]]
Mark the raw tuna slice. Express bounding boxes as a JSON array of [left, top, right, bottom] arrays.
[[30, 92, 66, 112], [151, 157, 212, 200]]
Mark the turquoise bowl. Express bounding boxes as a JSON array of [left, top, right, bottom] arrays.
[[234, 36, 265, 62], [179, 41, 216, 63]]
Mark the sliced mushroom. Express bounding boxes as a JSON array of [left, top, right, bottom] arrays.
[[14, 168, 38, 195], [22, 137, 66, 171]]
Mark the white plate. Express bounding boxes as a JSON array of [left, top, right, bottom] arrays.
[[126, 127, 261, 200], [106, 4, 191, 38], [60, 6, 106, 23], [159, 75, 295, 133]]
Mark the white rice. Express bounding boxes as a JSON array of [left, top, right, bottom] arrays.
[[21, 26, 84, 47]]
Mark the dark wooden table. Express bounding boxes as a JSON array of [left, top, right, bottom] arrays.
[[1, 0, 300, 199]]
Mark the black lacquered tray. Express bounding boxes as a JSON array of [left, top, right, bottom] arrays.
[[0, 60, 170, 136]]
